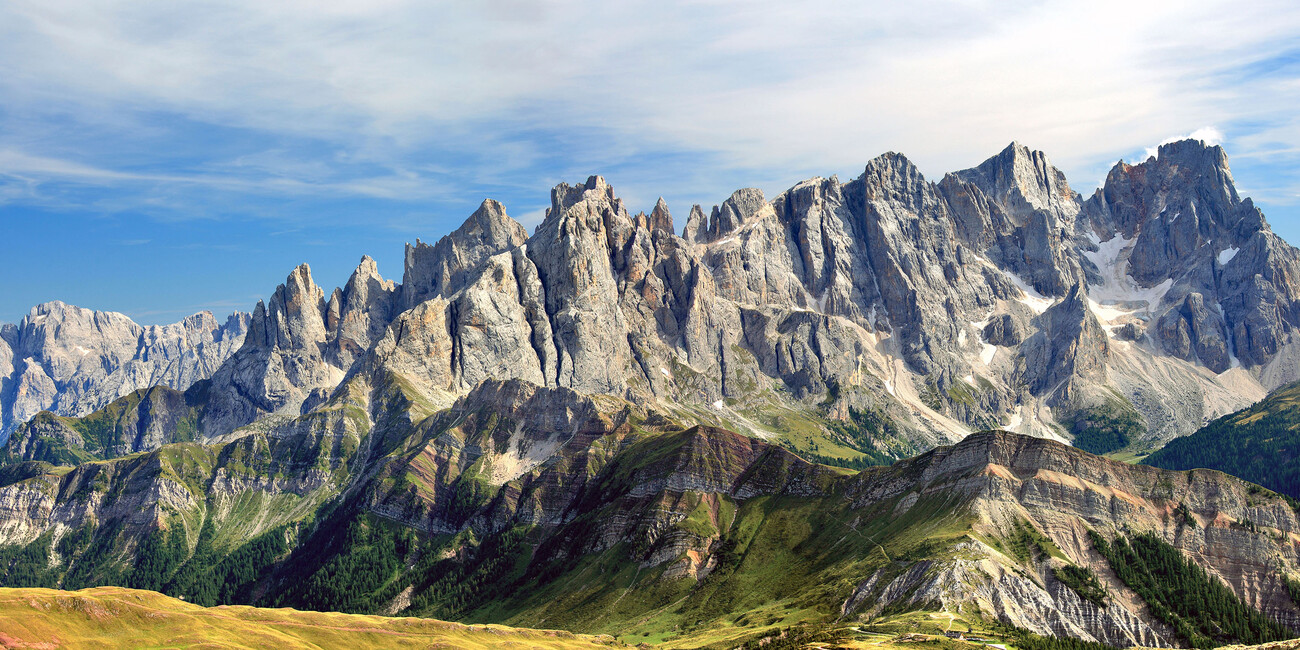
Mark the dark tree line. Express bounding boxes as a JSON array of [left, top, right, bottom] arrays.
[[0, 515, 290, 608], [1144, 385, 1300, 501], [1089, 530, 1292, 647]]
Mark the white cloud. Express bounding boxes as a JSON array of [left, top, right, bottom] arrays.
[[2, 0, 1300, 202], [1145, 127, 1226, 159]]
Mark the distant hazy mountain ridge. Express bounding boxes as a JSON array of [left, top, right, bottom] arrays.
[[0, 302, 248, 441]]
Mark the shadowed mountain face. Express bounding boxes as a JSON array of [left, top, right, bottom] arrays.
[[4, 140, 1300, 646]]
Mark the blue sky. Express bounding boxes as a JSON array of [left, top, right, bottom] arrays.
[[5, 0, 1300, 325]]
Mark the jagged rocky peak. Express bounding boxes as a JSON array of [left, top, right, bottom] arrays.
[[711, 188, 766, 236], [682, 188, 766, 244], [633, 197, 674, 234], [548, 175, 612, 215], [524, 176, 635, 396], [402, 198, 528, 308], [326, 255, 398, 369], [856, 151, 930, 205], [1091, 138, 1244, 245], [202, 263, 342, 437], [250, 263, 328, 352], [15, 301, 142, 355], [1077, 137, 1300, 375], [682, 204, 707, 242], [953, 141, 1080, 223], [940, 142, 1087, 297], [1018, 282, 1110, 402]]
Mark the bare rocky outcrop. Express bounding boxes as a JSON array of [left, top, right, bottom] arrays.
[[1018, 284, 1110, 405], [162, 139, 1300, 454], [201, 263, 339, 436], [942, 142, 1088, 297], [401, 198, 529, 309], [838, 431, 1300, 645]]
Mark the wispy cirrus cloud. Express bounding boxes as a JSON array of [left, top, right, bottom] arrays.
[[0, 147, 451, 204], [3, 1, 1300, 204], [5, 0, 1300, 324]]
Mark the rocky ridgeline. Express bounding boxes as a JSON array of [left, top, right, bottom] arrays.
[[0, 302, 248, 442], [5, 139, 1300, 646], [7, 139, 1298, 460], [166, 139, 1300, 458]]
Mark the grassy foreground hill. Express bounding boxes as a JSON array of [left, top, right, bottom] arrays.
[[0, 586, 619, 649], [0, 585, 1134, 650]]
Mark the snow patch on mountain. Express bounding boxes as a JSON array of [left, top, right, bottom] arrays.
[[1082, 232, 1173, 316]]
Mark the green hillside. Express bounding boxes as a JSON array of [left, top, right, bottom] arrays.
[[1144, 381, 1300, 500], [1, 376, 1298, 648]]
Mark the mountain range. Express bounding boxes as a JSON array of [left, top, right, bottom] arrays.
[[2, 139, 1300, 647], [0, 301, 248, 441]]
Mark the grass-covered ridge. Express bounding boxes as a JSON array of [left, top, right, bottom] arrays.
[[4, 374, 1299, 649], [0, 586, 618, 649], [0, 382, 207, 467]]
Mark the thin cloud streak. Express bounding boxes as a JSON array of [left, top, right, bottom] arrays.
[[4, 1, 1300, 323], [1, 2, 1297, 208], [0, 148, 452, 202]]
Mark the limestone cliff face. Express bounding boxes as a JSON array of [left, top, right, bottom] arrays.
[[1083, 141, 1300, 378], [318, 139, 1300, 450], [942, 142, 1088, 298], [201, 263, 337, 436], [401, 199, 528, 309], [9, 140, 1300, 465], [0, 302, 248, 443]]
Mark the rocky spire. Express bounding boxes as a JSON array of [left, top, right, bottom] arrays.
[[647, 197, 674, 234], [328, 255, 397, 369], [682, 204, 708, 243], [941, 142, 1086, 297], [402, 199, 528, 308], [709, 188, 765, 238], [201, 263, 338, 436], [1019, 283, 1109, 402]]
